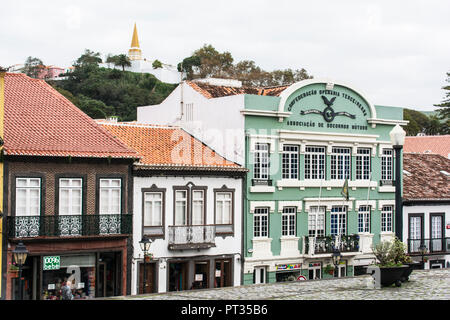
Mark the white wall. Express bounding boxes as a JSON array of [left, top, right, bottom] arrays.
[[131, 174, 243, 294], [137, 82, 246, 165]]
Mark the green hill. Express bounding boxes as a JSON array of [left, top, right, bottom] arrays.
[[50, 65, 177, 121]]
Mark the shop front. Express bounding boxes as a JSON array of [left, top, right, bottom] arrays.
[[7, 238, 128, 300], [275, 263, 303, 282]]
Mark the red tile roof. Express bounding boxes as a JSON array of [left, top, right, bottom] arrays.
[[404, 135, 450, 159], [187, 80, 289, 99], [3, 73, 138, 159], [99, 122, 244, 170], [403, 153, 450, 201]]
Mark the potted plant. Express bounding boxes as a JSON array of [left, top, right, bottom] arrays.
[[144, 253, 153, 262], [8, 262, 19, 278], [389, 237, 419, 282], [370, 237, 409, 287], [323, 264, 335, 276]]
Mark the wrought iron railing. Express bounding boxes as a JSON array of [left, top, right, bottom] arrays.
[[304, 234, 360, 254], [7, 214, 132, 238], [407, 238, 450, 254], [168, 225, 215, 249]]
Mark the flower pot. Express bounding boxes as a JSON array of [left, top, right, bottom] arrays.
[[379, 266, 408, 287], [400, 262, 420, 282], [144, 256, 150, 262], [9, 270, 19, 278]]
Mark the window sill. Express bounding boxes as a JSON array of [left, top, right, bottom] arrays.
[[250, 185, 275, 193]]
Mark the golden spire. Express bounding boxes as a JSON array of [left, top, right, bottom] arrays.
[[128, 23, 142, 61], [130, 23, 140, 48]]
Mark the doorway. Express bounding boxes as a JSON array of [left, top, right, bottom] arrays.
[[214, 259, 232, 288], [168, 262, 188, 292], [193, 261, 209, 289], [97, 252, 121, 297], [308, 262, 322, 280], [253, 266, 266, 284], [138, 263, 156, 294]]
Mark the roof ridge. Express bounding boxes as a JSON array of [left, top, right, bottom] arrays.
[[99, 121, 179, 130]]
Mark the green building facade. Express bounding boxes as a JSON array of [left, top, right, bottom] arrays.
[[241, 79, 407, 284]]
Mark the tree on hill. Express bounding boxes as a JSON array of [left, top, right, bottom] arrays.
[[75, 49, 102, 67], [23, 56, 46, 79], [434, 72, 450, 133], [177, 44, 312, 86], [114, 54, 132, 71]]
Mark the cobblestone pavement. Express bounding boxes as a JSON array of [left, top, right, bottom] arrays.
[[108, 269, 450, 300]]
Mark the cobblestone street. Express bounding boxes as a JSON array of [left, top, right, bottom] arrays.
[[107, 268, 449, 300]]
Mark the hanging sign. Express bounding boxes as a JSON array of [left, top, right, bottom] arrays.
[[43, 256, 60, 270]]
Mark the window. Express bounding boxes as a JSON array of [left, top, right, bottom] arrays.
[[331, 147, 351, 180], [358, 205, 371, 233], [215, 192, 232, 225], [254, 143, 269, 180], [99, 179, 121, 214], [330, 206, 346, 236], [308, 206, 325, 237], [381, 205, 393, 232], [192, 190, 205, 225], [356, 148, 371, 180], [281, 207, 296, 236], [254, 208, 269, 238], [381, 149, 393, 180], [409, 214, 423, 252], [16, 178, 41, 216], [144, 192, 163, 226], [175, 190, 187, 225], [305, 146, 326, 179], [282, 145, 299, 179], [59, 178, 82, 215]]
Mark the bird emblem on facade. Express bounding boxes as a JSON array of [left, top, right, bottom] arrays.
[[300, 96, 356, 122]]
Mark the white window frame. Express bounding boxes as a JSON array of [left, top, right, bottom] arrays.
[[175, 190, 188, 226], [356, 148, 371, 180], [308, 206, 325, 237], [15, 178, 41, 216], [330, 206, 347, 236], [381, 148, 393, 181], [254, 143, 270, 180], [192, 190, 205, 225], [99, 178, 121, 214], [282, 145, 299, 179], [59, 178, 82, 215], [281, 207, 296, 237], [215, 192, 232, 225], [305, 146, 326, 180], [143, 192, 163, 227], [381, 205, 393, 232], [331, 147, 351, 180], [254, 207, 269, 238], [357, 205, 371, 233]]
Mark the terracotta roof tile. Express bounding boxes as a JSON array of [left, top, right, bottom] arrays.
[[4, 73, 138, 159], [403, 153, 450, 201], [404, 135, 450, 159], [99, 122, 244, 169], [187, 81, 289, 99]]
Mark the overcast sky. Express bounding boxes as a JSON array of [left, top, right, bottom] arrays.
[[1, 0, 449, 111]]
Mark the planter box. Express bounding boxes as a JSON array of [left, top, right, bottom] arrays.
[[401, 262, 421, 282], [379, 266, 409, 287]]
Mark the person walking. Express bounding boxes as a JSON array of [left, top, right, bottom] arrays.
[[61, 280, 73, 300]]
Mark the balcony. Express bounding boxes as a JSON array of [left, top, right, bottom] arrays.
[[168, 225, 216, 250], [304, 235, 360, 255], [7, 214, 132, 239], [407, 238, 450, 254]]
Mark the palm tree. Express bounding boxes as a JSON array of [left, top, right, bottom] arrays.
[[114, 54, 131, 72]]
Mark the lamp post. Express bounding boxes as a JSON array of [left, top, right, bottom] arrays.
[[12, 242, 28, 300], [419, 243, 427, 270], [332, 248, 342, 278], [389, 124, 406, 241], [139, 236, 152, 294]]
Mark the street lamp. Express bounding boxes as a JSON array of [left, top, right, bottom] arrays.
[[419, 243, 427, 270], [389, 124, 406, 241], [12, 242, 28, 300], [139, 236, 152, 293], [332, 248, 342, 278]]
